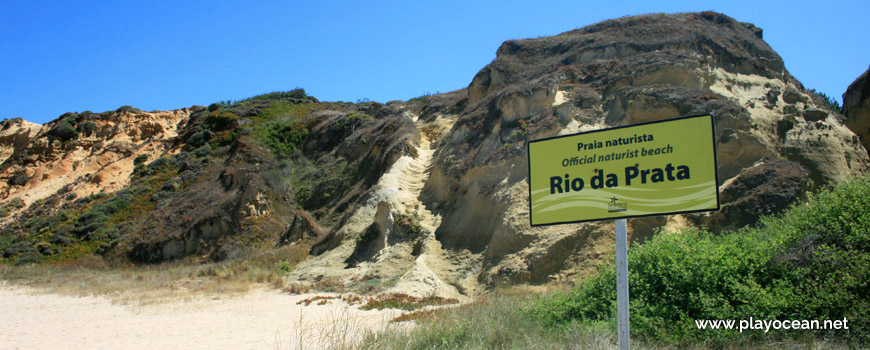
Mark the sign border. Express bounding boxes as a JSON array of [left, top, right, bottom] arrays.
[[527, 113, 721, 227]]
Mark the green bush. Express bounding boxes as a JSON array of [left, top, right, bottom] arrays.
[[74, 193, 108, 206], [187, 131, 209, 148], [77, 199, 130, 226], [203, 111, 239, 131], [259, 120, 308, 157], [395, 214, 423, 234], [7, 171, 30, 186], [808, 88, 842, 113], [47, 119, 78, 141], [116, 105, 141, 114], [133, 154, 149, 165], [275, 259, 293, 273], [407, 93, 431, 105], [532, 177, 870, 345], [58, 112, 80, 122], [247, 88, 308, 102], [96, 199, 131, 215], [776, 115, 797, 139], [0, 198, 25, 217], [193, 145, 212, 157], [77, 121, 97, 137], [355, 225, 379, 243]]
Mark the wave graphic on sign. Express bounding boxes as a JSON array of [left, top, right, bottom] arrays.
[[531, 181, 717, 215]]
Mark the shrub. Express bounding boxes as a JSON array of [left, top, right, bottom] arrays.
[[193, 145, 212, 157], [47, 119, 78, 141], [395, 214, 423, 234], [247, 88, 308, 102], [355, 225, 379, 243], [203, 111, 239, 131], [187, 131, 210, 148], [776, 115, 797, 139], [77, 121, 97, 137], [116, 105, 141, 114], [345, 111, 372, 123], [407, 93, 431, 105], [74, 193, 108, 206], [0, 198, 26, 217], [276, 259, 293, 273], [132, 164, 145, 175], [7, 171, 30, 186], [807, 88, 842, 113], [58, 112, 80, 124], [294, 183, 311, 206], [133, 154, 149, 165], [259, 120, 308, 157], [255, 101, 313, 123], [147, 156, 173, 170], [532, 177, 870, 345], [96, 199, 131, 215], [77, 198, 130, 228]]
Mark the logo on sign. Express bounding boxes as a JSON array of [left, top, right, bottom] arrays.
[[608, 196, 627, 213]]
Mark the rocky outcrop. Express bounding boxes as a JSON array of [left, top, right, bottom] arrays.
[[116, 102, 420, 263], [0, 119, 43, 165], [0, 92, 424, 265], [704, 159, 810, 232], [279, 210, 324, 245], [407, 12, 868, 289], [0, 109, 189, 219], [843, 67, 870, 154], [287, 13, 869, 296]]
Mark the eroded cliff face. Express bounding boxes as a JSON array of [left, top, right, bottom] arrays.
[[0, 109, 189, 215], [844, 67, 870, 155], [0, 94, 421, 266], [287, 12, 869, 297]]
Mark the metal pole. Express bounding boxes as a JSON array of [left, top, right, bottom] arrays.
[[615, 218, 630, 350]]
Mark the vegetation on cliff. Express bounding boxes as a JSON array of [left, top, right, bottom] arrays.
[[0, 88, 419, 266], [361, 177, 869, 348]]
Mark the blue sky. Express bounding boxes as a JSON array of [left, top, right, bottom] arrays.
[[1, 0, 867, 124]]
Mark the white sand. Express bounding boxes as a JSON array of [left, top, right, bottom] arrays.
[[0, 283, 403, 350]]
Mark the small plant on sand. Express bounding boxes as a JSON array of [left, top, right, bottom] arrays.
[[360, 293, 458, 311], [394, 214, 422, 235]]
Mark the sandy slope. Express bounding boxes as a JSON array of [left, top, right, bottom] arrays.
[[286, 114, 486, 299], [0, 283, 402, 350]]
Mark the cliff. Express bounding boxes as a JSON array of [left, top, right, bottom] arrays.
[[843, 66, 870, 155], [290, 12, 868, 298]]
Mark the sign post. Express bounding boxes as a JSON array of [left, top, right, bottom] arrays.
[[527, 114, 720, 350], [615, 218, 629, 350]]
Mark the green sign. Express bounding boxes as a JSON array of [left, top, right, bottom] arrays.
[[528, 114, 720, 226]]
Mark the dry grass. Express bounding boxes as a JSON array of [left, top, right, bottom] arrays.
[[354, 285, 858, 350], [283, 276, 350, 295], [270, 306, 409, 350], [0, 245, 308, 305]]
